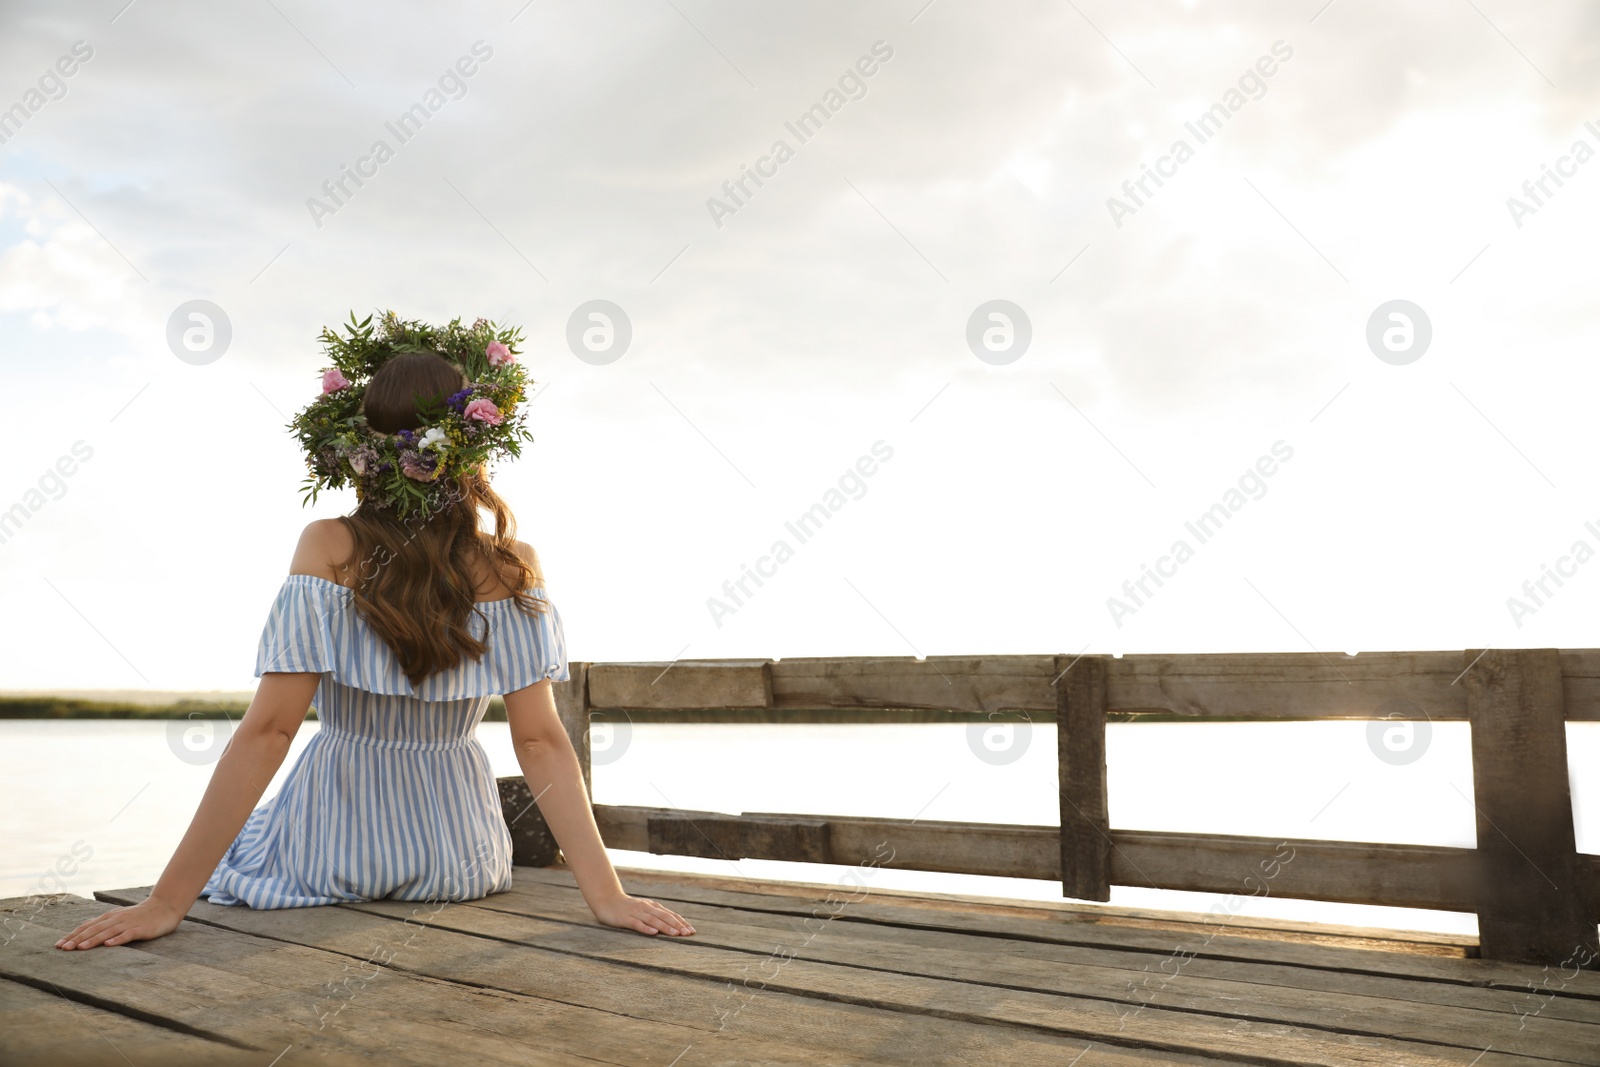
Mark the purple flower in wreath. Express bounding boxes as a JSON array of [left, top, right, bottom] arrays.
[[399, 449, 440, 482], [397, 428, 417, 446], [446, 387, 474, 413]]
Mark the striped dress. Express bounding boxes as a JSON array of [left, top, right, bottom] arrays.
[[201, 573, 569, 909]]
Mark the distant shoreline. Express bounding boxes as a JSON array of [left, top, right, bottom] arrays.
[[0, 693, 255, 720], [0, 688, 256, 706], [0, 690, 506, 722], [0, 692, 1193, 723]]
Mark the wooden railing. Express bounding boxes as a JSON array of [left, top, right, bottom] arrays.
[[496, 650, 1600, 967]]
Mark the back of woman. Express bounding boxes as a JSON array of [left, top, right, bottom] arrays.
[[55, 313, 693, 949], [212, 529, 565, 907]]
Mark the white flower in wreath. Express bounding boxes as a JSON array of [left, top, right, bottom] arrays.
[[418, 427, 448, 452]]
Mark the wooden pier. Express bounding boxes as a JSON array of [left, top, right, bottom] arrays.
[[4, 649, 1599, 1064]]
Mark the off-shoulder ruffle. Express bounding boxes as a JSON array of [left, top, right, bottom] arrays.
[[254, 573, 569, 699]]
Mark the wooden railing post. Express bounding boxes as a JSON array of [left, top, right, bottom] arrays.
[[554, 661, 592, 799], [1461, 648, 1598, 967], [1057, 655, 1111, 902]]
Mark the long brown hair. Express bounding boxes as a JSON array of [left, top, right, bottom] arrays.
[[333, 350, 545, 687]]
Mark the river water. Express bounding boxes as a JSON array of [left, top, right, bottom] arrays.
[[6, 719, 1596, 936]]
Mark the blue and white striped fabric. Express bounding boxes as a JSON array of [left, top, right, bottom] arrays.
[[201, 573, 568, 909]]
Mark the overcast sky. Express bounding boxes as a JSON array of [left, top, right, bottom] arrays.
[[2, 0, 1598, 692]]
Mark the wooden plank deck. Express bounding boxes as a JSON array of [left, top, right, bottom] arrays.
[[4, 866, 1598, 1066]]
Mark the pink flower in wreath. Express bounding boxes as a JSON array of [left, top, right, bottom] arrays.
[[485, 341, 515, 367], [347, 443, 378, 476], [463, 398, 503, 425], [322, 368, 351, 393], [399, 450, 439, 482]]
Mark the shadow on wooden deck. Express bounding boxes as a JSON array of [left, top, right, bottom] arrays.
[[4, 865, 1598, 1066]]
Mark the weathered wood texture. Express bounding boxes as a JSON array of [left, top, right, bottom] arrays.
[[570, 800, 1600, 918], [9, 865, 1600, 1066], [0, 976, 290, 1067], [766, 657, 1056, 713], [1056, 654, 1111, 901], [1461, 649, 1600, 967], [646, 809, 833, 864], [1559, 649, 1600, 720], [588, 660, 772, 711], [576, 651, 1594, 719], [498, 777, 559, 867], [552, 661, 591, 798], [534, 649, 1600, 967]]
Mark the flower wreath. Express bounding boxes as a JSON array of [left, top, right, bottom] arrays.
[[290, 310, 534, 521]]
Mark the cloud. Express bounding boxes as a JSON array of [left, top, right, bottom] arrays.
[[0, 183, 147, 331], [0, 0, 1590, 400], [3, 0, 1600, 686]]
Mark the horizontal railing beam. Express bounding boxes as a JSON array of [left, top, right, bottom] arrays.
[[574, 800, 1600, 918], [582, 651, 1600, 720], [588, 660, 772, 711]]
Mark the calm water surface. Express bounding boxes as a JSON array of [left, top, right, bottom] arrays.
[[6, 720, 1597, 935]]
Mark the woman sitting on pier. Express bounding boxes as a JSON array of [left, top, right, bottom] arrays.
[[54, 313, 695, 950]]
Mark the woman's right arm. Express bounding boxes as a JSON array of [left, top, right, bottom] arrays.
[[503, 679, 695, 937]]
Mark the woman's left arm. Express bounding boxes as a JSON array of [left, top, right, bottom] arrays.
[[55, 671, 320, 950]]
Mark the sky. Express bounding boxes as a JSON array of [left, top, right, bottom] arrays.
[[2, 0, 1599, 693]]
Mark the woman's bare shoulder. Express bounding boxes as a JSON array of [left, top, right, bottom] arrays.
[[511, 539, 545, 584], [287, 519, 353, 585]]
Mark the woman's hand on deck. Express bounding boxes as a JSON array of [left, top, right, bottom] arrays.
[[591, 893, 696, 937], [54, 897, 183, 951]]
